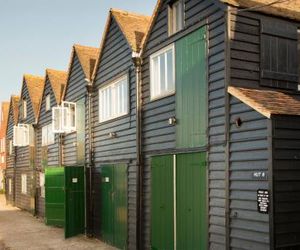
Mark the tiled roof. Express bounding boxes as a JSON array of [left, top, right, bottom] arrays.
[[74, 44, 99, 80], [62, 44, 99, 100], [228, 86, 300, 118], [92, 9, 150, 82], [111, 9, 151, 52], [141, 0, 300, 54], [23, 74, 45, 119], [221, 0, 300, 21], [0, 102, 10, 135], [46, 69, 67, 104]]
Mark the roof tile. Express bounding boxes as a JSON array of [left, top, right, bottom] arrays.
[[46, 69, 68, 104], [221, 0, 300, 21], [228, 86, 300, 118], [111, 9, 151, 52], [23, 74, 45, 119]]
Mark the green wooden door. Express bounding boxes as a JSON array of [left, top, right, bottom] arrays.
[[150, 153, 207, 250], [100, 164, 127, 249], [100, 165, 114, 245], [64, 166, 85, 238], [151, 155, 174, 250], [113, 164, 128, 249], [176, 27, 207, 148], [45, 167, 65, 227], [176, 153, 207, 250]]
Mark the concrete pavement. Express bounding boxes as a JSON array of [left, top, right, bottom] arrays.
[[0, 195, 116, 250]]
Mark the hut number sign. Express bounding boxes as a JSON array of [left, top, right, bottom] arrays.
[[257, 189, 269, 214]]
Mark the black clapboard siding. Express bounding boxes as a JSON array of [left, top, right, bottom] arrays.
[[15, 81, 36, 212], [15, 168, 34, 212], [6, 100, 16, 169], [230, 11, 300, 91], [272, 116, 300, 249], [92, 16, 138, 249], [63, 53, 86, 167], [142, 1, 227, 249], [229, 97, 270, 249], [35, 76, 60, 217], [5, 168, 15, 205], [230, 12, 260, 89]]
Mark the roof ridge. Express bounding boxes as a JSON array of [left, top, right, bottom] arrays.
[[110, 8, 151, 18], [74, 44, 98, 50]]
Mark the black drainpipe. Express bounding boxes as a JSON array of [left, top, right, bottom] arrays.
[[86, 80, 94, 237], [132, 52, 143, 250]]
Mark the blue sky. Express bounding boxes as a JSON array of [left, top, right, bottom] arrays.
[[0, 0, 157, 104]]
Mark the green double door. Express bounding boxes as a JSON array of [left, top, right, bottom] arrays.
[[100, 164, 127, 249], [45, 166, 85, 238], [151, 153, 207, 250]]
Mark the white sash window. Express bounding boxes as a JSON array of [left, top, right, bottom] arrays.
[[52, 101, 76, 133], [13, 124, 34, 147]]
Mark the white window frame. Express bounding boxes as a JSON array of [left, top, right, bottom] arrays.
[[13, 124, 29, 147], [62, 101, 76, 132], [168, 0, 184, 36], [42, 124, 55, 146], [8, 179, 12, 195], [52, 102, 76, 134], [21, 174, 27, 194], [52, 106, 65, 134], [39, 172, 45, 198], [150, 44, 175, 100], [13, 124, 34, 147], [45, 94, 51, 111], [99, 75, 129, 123]]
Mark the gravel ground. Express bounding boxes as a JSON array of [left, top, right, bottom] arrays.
[[0, 195, 116, 250]]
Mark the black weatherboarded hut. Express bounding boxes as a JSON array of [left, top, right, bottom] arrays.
[[5, 95, 20, 205], [35, 69, 67, 217], [89, 9, 150, 250], [140, 0, 300, 249], [3, 0, 300, 249]]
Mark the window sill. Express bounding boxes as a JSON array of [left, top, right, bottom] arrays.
[[150, 91, 175, 102], [98, 112, 130, 125]]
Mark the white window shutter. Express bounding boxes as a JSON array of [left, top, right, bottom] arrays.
[[52, 107, 65, 133], [23, 125, 29, 146], [17, 125, 22, 146], [62, 106, 69, 132]]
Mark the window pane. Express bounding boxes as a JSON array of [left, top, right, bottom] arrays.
[[166, 49, 174, 92], [70, 104, 76, 128], [159, 54, 166, 93], [122, 80, 128, 114], [176, 2, 182, 32], [152, 56, 159, 97], [53, 108, 61, 132]]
